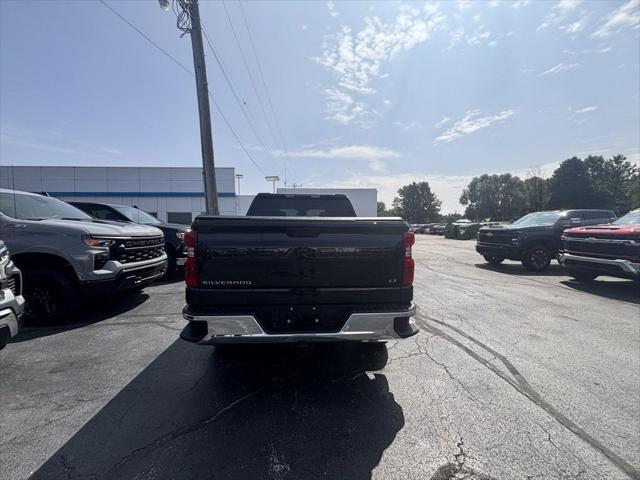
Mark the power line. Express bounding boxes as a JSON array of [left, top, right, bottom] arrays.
[[237, 0, 296, 184], [220, 1, 280, 156], [200, 25, 279, 175], [98, 0, 266, 176]]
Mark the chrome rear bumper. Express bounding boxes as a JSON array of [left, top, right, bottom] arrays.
[[558, 253, 639, 276], [182, 303, 418, 344]]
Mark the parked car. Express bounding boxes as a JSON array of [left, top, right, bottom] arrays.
[[443, 218, 474, 239], [180, 193, 417, 347], [0, 241, 25, 349], [429, 223, 447, 235], [0, 189, 167, 323], [558, 209, 640, 282], [70, 202, 189, 273], [476, 209, 616, 272]]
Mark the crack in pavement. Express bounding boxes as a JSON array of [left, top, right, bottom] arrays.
[[417, 314, 640, 480], [105, 384, 269, 477]]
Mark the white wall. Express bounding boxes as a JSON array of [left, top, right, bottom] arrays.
[[0, 166, 237, 222]]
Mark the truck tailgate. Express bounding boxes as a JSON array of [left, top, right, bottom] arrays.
[[187, 216, 410, 307]]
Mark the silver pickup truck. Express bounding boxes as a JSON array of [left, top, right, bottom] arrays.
[[0, 189, 167, 323]]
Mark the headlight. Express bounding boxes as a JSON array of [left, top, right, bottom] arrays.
[[82, 236, 116, 248]]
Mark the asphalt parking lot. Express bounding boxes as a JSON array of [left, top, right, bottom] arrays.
[[1, 235, 638, 480]]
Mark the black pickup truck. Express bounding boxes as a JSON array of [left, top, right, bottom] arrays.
[[476, 209, 616, 271], [180, 193, 417, 345]]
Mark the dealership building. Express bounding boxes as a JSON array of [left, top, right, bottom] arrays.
[[0, 166, 377, 222]]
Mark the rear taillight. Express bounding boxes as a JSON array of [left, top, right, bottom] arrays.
[[403, 231, 415, 286], [184, 230, 198, 288]]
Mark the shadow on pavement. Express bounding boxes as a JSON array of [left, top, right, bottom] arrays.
[[31, 341, 404, 480], [561, 278, 639, 305], [475, 262, 568, 277], [12, 291, 150, 343]]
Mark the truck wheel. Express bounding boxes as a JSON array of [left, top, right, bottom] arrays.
[[522, 246, 551, 272], [568, 271, 597, 282], [483, 255, 504, 265], [23, 269, 77, 324]]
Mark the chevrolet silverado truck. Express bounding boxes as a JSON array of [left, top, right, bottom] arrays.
[[180, 193, 418, 345], [559, 209, 640, 282], [476, 209, 616, 271], [70, 201, 189, 274], [0, 189, 167, 323]]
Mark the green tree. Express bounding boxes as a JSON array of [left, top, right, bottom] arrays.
[[523, 176, 549, 212], [377, 201, 387, 216], [548, 157, 591, 209], [627, 172, 640, 210], [549, 155, 637, 213], [602, 155, 637, 214], [460, 174, 525, 221], [391, 181, 441, 223]]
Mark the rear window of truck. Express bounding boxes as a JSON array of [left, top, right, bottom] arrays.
[[246, 196, 356, 217]]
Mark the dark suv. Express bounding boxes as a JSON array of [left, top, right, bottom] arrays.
[[70, 202, 189, 273], [476, 209, 616, 272]]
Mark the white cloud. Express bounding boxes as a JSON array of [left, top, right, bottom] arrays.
[[316, 4, 445, 125], [536, 62, 580, 76], [327, 1, 339, 18], [282, 144, 402, 173], [466, 25, 492, 45], [393, 121, 422, 130], [457, 0, 473, 11], [563, 46, 612, 54], [575, 105, 598, 113], [299, 24, 308, 31], [537, 0, 585, 34], [434, 116, 451, 128], [433, 110, 515, 145], [591, 0, 639, 38], [512, 0, 530, 8], [488, 0, 500, 7], [383, 99, 392, 106], [284, 144, 402, 160], [560, 15, 588, 34], [323, 88, 372, 126], [317, 6, 445, 95]]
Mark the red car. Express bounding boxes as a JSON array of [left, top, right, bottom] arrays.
[[559, 209, 640, 282]]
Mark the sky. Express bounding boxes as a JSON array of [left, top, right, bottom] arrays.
[[1, 0, 639, 213]]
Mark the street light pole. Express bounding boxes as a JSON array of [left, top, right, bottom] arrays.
[[235, 173, 243, 196], [265, 176, 280, 194]]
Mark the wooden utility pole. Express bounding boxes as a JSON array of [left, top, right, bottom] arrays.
[[187, 0, 219, 215]]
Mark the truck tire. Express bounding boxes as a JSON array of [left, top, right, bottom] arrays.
[[22, 268, 78, 325], [483, 255, 504, 265], [568, 270, 597, 282], [522, 246, 551, 272]]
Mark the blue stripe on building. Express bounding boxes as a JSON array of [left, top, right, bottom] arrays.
[[48, 192, 235, 198]]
